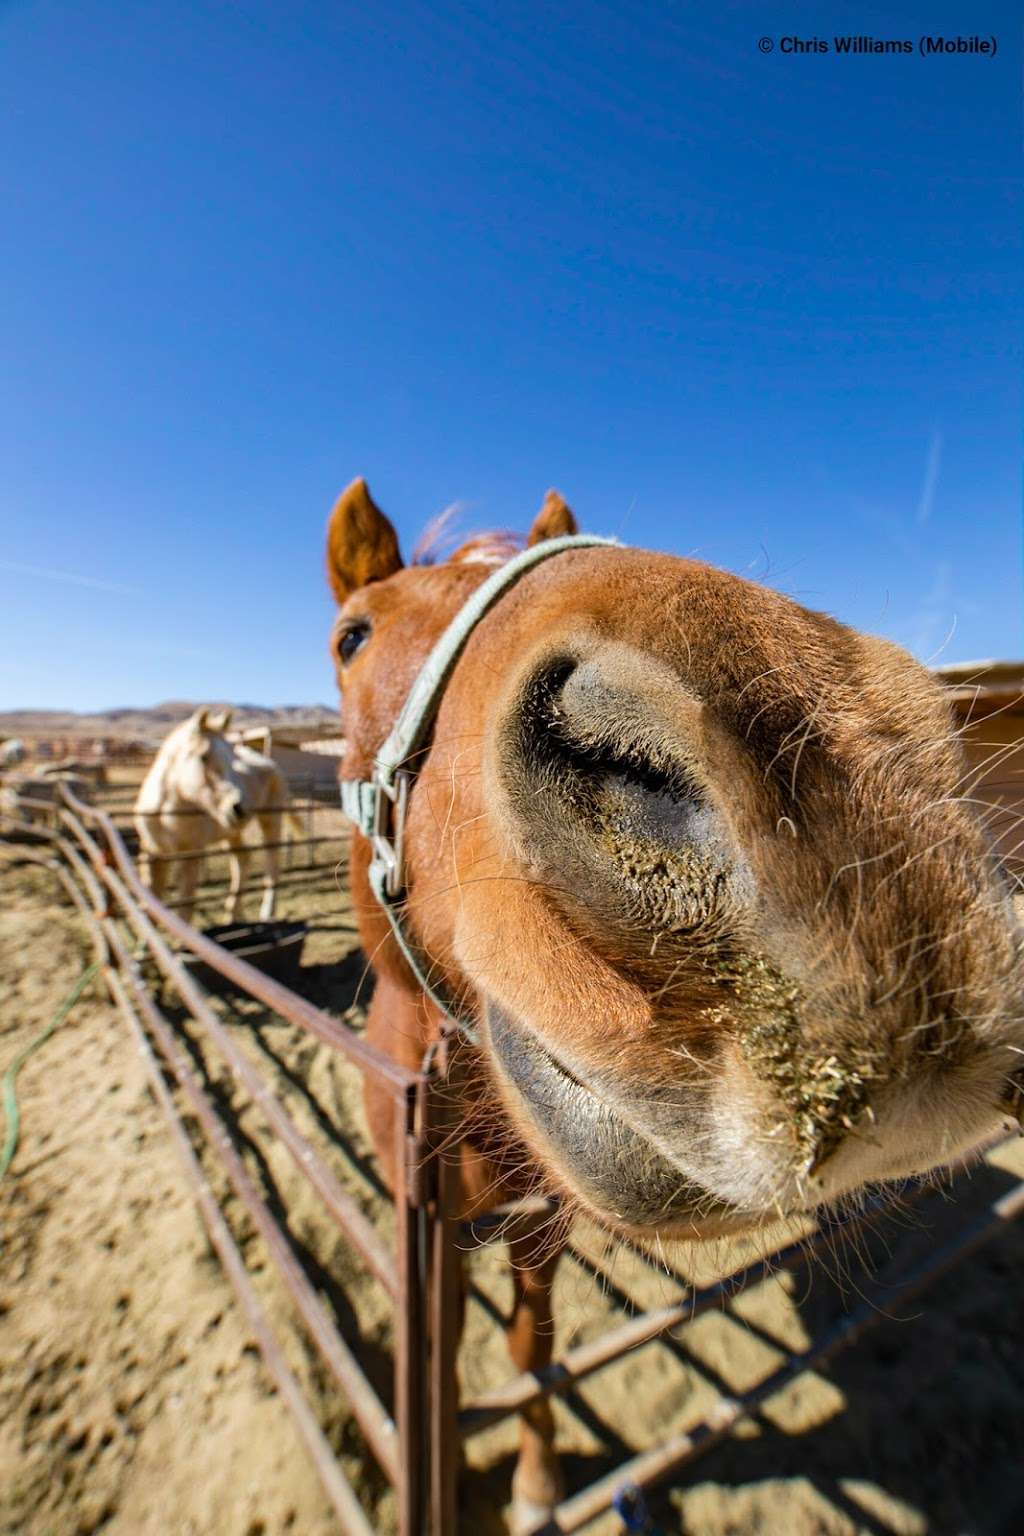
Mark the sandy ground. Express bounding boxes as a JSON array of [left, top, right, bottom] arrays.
[[2, 803, 1024, 1536]]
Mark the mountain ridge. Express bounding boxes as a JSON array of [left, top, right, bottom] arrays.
[[0, 701, 339, 743]]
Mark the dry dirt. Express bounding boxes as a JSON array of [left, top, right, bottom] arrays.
[[2, 809, 1024, 1536]]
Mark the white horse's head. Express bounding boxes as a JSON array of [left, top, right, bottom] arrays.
[[172, 708, 254, 831]]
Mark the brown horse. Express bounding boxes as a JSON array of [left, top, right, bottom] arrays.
[[326, 478, 1023, 1529]]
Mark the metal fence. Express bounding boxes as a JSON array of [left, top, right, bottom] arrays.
[[2, 780, 1022, 1536], [3, 785, 430, 1536]]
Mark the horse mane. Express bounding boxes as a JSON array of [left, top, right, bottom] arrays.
[[412, 506, 524, 569]]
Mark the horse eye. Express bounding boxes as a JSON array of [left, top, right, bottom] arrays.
[[338, 622, 371, 665]]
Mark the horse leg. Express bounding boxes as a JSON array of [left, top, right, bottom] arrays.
[[145, 854, 176, 924], [140, 847, 156, 897], [507, 1220, 566, 1532], [225, 838, 251, 923], [256, 811, 280, 920], [177, 855, 201, 928]]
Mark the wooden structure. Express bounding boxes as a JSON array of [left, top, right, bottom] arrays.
[[936, 659, 1024, 883], [232, 723, 345, 797]]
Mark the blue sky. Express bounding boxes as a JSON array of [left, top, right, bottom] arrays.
[[1, 0, 1020, 711]]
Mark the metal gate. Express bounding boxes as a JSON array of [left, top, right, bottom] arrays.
[[3, 780, 1021, 1535]]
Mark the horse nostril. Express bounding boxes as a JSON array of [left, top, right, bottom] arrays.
[[502, 649, 743, 938], [516, 654, 703, 811]]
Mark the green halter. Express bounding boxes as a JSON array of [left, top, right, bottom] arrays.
[[340, 533, 619, 1035]]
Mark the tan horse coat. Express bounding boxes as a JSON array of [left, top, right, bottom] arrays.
[[134, 709, 292, 927], [326, 478, 1023, 1527]]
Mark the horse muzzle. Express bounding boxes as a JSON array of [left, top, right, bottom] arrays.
[[483, 1000, 744, 1236], [495, 643, 753, 941]]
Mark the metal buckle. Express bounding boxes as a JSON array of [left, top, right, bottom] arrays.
[[370, 770, 410, 898]]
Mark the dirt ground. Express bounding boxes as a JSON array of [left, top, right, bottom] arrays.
[[2, 802, 1024, 1536]]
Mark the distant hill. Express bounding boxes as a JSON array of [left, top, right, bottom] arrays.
[[0, 701, 339, 745]]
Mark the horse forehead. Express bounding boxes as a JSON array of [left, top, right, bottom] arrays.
[[461, 552, 951, 773], [379, 549, 931, 750], [167, 725, 232, 774], [209, 737, 240, 773], [165, 728, 199, 766], [462, 550, 845, 692]]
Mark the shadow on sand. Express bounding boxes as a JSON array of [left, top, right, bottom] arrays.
[[158, 938, 1024, 1536]]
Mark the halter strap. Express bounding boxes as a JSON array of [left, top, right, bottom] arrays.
[[340, 532, 619, 1035]]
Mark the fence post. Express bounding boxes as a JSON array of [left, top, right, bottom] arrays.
[[423, 1031, 463, 1536], [394, 1079, 429, 1536]]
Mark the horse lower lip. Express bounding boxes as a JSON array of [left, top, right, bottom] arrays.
[[484, 1002, 718, 1229]]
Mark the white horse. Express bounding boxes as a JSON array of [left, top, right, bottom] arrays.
[[134, 709, 293, 927]]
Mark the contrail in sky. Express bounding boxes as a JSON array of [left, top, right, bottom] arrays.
[[0, 559, 140, 595], [915, 429, 943, 526]]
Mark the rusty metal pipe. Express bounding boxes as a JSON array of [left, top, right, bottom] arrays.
[[105, 970, 377, 1536], [424, 1042, 462, 1536], [105, 936, 400, 1484], [95, 859, 399, 1298], [520, 1176, 1024, 1535], [0, 828, 377, 1532], [392, 1081, 428, 1536], [458, 1142, 1008, 1439], [459, 1224, 832, 1436], [61, 786, 415, 1092], [118, 834, 344, 861]]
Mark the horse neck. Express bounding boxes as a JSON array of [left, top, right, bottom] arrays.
[[137, 733, 197, 812], [350, 837, 442, 1057], [232, 749, 282, 807]]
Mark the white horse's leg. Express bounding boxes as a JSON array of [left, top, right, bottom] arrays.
[[178, 855, 201, 928], [225, 836, 251, 923], [134, 823, 151, 888], [256, 811, 281, 921], [147, 854, 171, 905]]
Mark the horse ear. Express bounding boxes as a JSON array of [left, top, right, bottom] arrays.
[[211, 708, 233, 733], [193, 707, 211, 733], [527, 489, 578, 547], [326, 478, 404, 604]]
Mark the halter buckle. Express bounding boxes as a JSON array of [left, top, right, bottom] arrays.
[[370, 769, 410, 899]]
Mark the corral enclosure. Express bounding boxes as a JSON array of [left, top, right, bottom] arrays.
[[4, 0, 1020, 1525], [2, 686, 1024, 1536]]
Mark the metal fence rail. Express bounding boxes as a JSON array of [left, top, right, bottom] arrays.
[[2, 779, 1022, 1536], [2, 786, 432, 1536]]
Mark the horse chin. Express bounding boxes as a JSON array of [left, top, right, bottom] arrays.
[[482, 1000, 753, 1241]]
